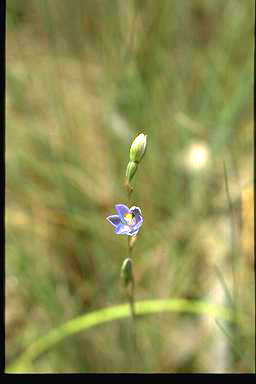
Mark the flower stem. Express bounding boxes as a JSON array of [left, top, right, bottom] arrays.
[[124, 175, 144, 370], [127, 241, 135, 319]]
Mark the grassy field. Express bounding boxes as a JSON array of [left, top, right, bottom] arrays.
[[6, 0, 254, 373]]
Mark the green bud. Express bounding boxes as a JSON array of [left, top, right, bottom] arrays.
[[125, 161, 138, 183], [129, 133, 147, 163], [121, 258, 133, 287]]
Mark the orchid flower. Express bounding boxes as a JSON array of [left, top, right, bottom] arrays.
[[107, 204, 143, 237]]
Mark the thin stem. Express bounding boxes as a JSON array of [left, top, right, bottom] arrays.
[[223, 160, 243, 369], [125, 186, 142, 370], [127, 275, 135, 320], [125, 178, 133, 207], [126, 275, 144, 371], [127, 236, 136, 321], [223, 161, 237, 298]]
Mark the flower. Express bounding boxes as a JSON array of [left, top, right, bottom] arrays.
[[129, 133, 147, 163], [106, 204, 143, 236]]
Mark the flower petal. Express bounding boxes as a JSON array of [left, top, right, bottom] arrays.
[[115, 204, 129, 222], [129, 229, 139, 237], [115, 223, 131, 235], [129, 206, 142, 218], [106, 215, 121, 227], [133, 215, 143, 231]]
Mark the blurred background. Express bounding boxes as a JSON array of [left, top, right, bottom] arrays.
[[6, 0, 254, 373]]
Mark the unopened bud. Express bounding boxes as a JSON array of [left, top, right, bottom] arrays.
[[125, 161, 138, 184], [121, 258, 133, 287], [129, 133, 147, 163]]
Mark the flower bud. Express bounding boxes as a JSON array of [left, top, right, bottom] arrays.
[[129, 133, 147, 163], [125, 161, 138, 183], [121, 258, 133, 287]]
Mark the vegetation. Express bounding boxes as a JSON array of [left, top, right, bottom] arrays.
[[6, 0, 254, 372]]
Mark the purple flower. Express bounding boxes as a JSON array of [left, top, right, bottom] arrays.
[[106, 204, 143, 237]]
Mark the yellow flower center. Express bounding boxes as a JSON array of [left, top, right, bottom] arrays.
[[124, 212, 135, 226]]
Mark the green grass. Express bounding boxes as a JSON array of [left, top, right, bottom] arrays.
[[7, 298, 236, 372], [6, 0, 254, 373]]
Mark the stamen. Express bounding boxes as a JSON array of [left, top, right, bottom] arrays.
[[124, 212, 135, 226]]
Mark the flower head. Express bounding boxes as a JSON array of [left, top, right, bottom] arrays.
[[106, 204, 143, 236], [129, 133, 147, 163]]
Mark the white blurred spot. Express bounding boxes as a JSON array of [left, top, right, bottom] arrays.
[[108, 110, 132, 141], [183, 141, 210, 172]]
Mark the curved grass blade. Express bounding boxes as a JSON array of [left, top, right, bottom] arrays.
[[7, 298, 236, 372]]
